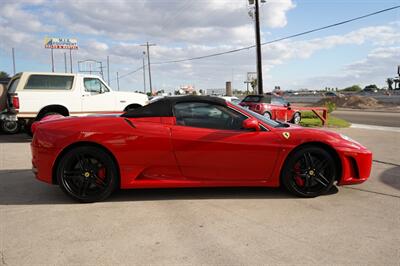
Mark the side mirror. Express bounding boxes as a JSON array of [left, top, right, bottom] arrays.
[[242, 118, 260, 131], [286, 102, 291, 107]]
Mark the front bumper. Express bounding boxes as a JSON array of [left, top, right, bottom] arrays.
[[337, 148, 372, 185]]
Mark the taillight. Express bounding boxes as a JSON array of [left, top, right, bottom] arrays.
[[12, 96, 20, 109]]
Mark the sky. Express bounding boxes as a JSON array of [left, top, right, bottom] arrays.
[[0, 0, 399, 93]]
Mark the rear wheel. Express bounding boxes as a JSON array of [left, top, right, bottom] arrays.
[[57, 146, 118, 203], [281, 146, 336, 197], [263, 112, 272, 119], [291, 112, 301, 124], [0, 120, 20, 134]]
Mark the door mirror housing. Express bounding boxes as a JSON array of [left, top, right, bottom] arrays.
[[242, 118, 260, 131], [286, 102, 291, 107]]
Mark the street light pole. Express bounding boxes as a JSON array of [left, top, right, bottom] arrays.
[[254, 0, 264, 95]]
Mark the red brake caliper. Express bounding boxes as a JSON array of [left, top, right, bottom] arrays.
[[97, 167, 106, 181], [294, 162, 305, 187]]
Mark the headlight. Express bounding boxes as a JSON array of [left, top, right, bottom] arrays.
[[340, 134, 363, 147]]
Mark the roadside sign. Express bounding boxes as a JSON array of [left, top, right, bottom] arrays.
[[44, 37, 78, 49]]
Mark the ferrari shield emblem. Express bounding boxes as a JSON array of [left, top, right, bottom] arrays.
[[282, 132, 290, 139]]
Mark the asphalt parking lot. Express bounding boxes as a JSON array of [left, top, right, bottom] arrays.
[[1, 129, 399, 265]]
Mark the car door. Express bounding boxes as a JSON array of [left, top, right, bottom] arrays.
[[81, 77, 116, 113], [271, 97, 289, 122], [170, 101, 280, 181]]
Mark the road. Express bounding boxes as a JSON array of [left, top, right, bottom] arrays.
[[1, 130, 399, 265], [332, 110, 400, 127]]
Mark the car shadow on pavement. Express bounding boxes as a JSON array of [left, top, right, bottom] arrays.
[[0, 133, 31, 143], [379, 165, 400, 191], [0, 169, 338, 205]]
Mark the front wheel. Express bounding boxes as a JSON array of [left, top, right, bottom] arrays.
[[281, 146, 336, 198], [57, 146, 119, 203]]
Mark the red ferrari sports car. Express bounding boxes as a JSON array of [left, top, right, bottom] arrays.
[[31, 96, 372, 202]]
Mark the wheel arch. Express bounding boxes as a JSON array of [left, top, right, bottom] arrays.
[[124, 103, 142, 112], [52, 141, 121, 186], [280, 141, 342, 183], [36, 104, 69, 120]]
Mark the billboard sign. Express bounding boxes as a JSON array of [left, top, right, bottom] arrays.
[[44, 37, 78, 49]]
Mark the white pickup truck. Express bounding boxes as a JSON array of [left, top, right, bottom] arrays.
[[1, 72, 148, 134]]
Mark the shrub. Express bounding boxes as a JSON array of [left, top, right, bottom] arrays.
[[324, 101, 336, 113]]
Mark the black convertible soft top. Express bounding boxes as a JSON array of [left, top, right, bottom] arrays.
[[122, 95, 227, 118]]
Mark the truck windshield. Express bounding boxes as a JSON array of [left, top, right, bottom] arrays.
[[8, 77, 20, 93]]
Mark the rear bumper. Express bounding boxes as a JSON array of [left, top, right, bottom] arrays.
[[337, 148, 372, 185], [31, 143, 57, 184], [0, 112, 18, 121]]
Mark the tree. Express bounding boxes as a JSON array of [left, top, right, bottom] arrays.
[[0, 71, 10, 79], [341, 85, 362, 92], [250, 79, 257, 92], [386, 78, 394, 90], [364, 84, 379, 91]]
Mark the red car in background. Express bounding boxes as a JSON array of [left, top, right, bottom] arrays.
[[240, 95, 301, 124], [31, 96, 372, 202]]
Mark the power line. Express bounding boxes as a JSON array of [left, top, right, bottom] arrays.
[[115, 5, 400, 80], [152, 5, 400, 65], [109, 65, 144, 82]]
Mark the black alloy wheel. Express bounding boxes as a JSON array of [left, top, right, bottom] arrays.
[[57, 146, 118, 202], [281, 146, 336, 197]]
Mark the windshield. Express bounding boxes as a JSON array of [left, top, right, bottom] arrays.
[[232, 103, 281, 127], [242, 95, 271, 103]]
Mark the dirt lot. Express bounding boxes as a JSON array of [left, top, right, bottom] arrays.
[[1, 130, 399, 265]]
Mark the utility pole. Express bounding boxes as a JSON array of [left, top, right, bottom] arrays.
[[254, 0, 264, 95], [12, 48, 16, 75], [116, 72, 120, 91], [69, 49, 73, 73], [142, 51, 147, 94], [64, 52, 67, 73], [51, 48, 55, 72], [141, 42, 156, 94], [107, 56, 110, 85]]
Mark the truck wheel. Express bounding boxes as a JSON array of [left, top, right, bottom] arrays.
[[0, 121, 20, 134]]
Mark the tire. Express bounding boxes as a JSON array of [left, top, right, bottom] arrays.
[[263, 112, 272, 119], [291, 112, 301, 124], [56, 146, 119, 203], [0, 121, 20, 134], [281, 146, 336, 198]]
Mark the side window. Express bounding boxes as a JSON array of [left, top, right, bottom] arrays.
[[271, 97, 287, 106], [84, 78, 109, 93], [174, 102, 247, 130], [24, 75, 74, 90]]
